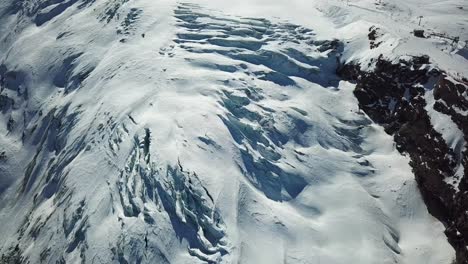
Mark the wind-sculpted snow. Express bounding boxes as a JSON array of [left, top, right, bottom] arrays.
[[2, 0, 95, 26], [0, 1, 458, 264], [52, 53, 96, 93], [99, 0, 129, 23]]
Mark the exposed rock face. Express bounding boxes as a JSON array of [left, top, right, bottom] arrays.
[[338, 55, 468, 264], [367, 26, 383, 49]]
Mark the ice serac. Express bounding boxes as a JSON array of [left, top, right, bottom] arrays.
[[0, 0, 464, 264]]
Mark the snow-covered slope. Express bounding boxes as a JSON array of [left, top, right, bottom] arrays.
[[0, 0, 466, 263]]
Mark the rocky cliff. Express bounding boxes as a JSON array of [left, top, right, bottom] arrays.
[[339, 55, 468, 264]]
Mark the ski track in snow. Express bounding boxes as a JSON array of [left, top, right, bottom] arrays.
[[0, 0, 464, 263]]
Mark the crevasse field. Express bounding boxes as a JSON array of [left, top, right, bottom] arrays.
[[0, 0, 466, 263]]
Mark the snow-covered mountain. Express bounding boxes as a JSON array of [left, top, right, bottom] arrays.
[[0, 0, 466, 263]]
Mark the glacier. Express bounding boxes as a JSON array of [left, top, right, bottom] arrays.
[[0, 0, 466, 263]]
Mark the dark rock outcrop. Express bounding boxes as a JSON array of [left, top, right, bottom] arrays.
[[368, 26, 383, 49], [338, 55, 468, 264]]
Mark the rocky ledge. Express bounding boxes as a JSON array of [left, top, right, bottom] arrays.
[[338, 55, 468, 264]]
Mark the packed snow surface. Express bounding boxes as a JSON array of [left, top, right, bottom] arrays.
[[0, 0, 465, 263]]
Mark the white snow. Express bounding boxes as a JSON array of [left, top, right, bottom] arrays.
[[0, 0, 465, 263], [425, 88, 465, 191]]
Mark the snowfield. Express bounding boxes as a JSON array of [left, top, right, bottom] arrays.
[[0, 0, 466, 263]]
